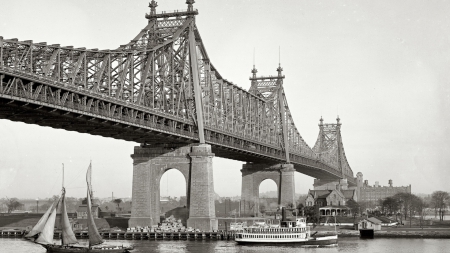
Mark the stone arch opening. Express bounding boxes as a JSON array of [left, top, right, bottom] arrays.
[[157, 168, 189, 224], [258, 179, 279, 216]]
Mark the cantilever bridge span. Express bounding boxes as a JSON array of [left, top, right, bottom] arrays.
[[0, 1, 355, 230]]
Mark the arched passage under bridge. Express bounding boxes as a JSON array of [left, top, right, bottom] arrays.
[[159, 168, 188, 221], [240, 163, 296, 217], [258, 179, 279, 216], [129, 143, 217, 231]]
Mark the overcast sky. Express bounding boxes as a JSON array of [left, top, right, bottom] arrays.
[[0, 0, 449, 200]]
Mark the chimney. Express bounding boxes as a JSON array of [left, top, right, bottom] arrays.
[[364, 180, 368, 186], [281, 207, 287, 221], [389, 179, 393, 187], [375, 181, 379, 187]]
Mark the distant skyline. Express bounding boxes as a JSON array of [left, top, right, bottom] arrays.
[[0, 0, 449, 199]]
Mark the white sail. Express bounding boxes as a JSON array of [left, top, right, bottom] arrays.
[[25, 202, 54, 238], [61, 189, 78, 245], [35, 206, 57, 245], [86, 163, 104, 247]]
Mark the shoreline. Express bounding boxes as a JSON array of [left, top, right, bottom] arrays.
[[317, 229, 450, 239]]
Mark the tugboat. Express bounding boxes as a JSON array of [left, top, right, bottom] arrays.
[[25, 163, 133, 252], [234, 207, 338, 246]]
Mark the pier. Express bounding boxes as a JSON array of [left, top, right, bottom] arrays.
[[0, 229, 238, 240]]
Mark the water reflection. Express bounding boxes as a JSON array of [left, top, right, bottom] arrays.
[[0, 237, 449, 253]]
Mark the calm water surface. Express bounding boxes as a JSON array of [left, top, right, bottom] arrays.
[[0, 238, 448, 253]]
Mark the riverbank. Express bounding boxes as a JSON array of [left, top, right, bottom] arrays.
[[315, 225, 450, 238], [3, 227, 450, 240]]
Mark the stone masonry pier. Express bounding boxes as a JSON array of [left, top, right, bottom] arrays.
[[129, 143, 218, 232], [241, 163, 296, 216]]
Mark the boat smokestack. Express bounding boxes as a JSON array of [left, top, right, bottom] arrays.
[[281, 207, 286, 221]]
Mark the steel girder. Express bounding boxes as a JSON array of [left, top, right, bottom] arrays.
[[0, 4, 355, 184], [312, 117, 354, 180]]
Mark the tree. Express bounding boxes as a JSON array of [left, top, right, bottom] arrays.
[[392, 192, 426, 226], [346, 199, 360, 223], [411, 195, 427, 227], [50, 195, 60, 202], [113, 199, 123, 212], [382, 197, 400, 215], [431, 191, 449, 221], [297, 203, 305, 216], [393, 192, 413, 221], [358, 201, 369, 216], [65, 197, 79, 213], [259, 204, 266, 214], [303, 206, 319, 224], [4, 197, 23, 213]]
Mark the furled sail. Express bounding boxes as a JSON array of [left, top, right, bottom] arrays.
[[25, 202, 54, 238], [35, 205, 57, 245], [60, 189, 78, 245], [86, 163, 104, 247]]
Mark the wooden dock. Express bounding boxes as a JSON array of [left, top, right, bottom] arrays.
[[0, 229, 238, 240]]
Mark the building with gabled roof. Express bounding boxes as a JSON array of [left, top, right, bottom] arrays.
[[305, 189, 351, 216], [357, 217, 382, 230]]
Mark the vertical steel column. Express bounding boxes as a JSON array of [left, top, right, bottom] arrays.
[[107, 53, 111, 97], [129, 53, 134, 102], [83, 52, 87, 88], [152, 51, 155, 108], [230, 84, 234, 132], [336, 117, 344, 178], [278, 88, 290, 163], [188, 22, 205, 143], [28, 41, 33, 73], [0, 36, 3, 68]]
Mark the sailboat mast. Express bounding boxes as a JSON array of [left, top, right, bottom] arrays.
[[86, 162, 104, 248], [90, 161, 93, 200]]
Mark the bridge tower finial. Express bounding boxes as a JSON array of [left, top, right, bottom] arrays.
[[186, 0, 195, 12], [277, 46, 283, 77], [251, 47, 258, 78], [251, 66, 258, 79], [319, 116, 323, 126], [336, 116, 341, 126], [277, 64, 283, 77], [149, 0, 158, 16]]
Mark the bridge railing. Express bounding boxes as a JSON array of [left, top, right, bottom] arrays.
[[0, 70, 199, 140]]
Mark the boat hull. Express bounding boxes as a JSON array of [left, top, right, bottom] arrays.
[[235, 235, 338, 247], [41, 244, 132, 252]]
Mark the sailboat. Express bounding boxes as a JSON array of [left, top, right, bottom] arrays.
[[25, 163, 133, 252]]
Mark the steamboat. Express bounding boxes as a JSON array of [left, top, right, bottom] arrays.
[[234, 208, 338, 246]]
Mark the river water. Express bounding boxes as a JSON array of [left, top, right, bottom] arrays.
[[0, 237, 448, 253]]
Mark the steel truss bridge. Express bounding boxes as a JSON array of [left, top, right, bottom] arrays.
[[0, 1, 355, 184]]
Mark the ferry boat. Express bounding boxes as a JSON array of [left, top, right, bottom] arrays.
[[234, 208, 337, 246]]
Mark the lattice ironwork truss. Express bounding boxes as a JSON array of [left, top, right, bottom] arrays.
[[0, 1, 355, 183], [312, 117, 353, 179]]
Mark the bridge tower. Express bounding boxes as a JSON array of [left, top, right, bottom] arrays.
[[312, 117, 355, 190], [128, 0, 217, 231], [241, 64, 296, 215]]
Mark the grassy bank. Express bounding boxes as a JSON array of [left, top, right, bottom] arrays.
[[314, 224, 450, 239]]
